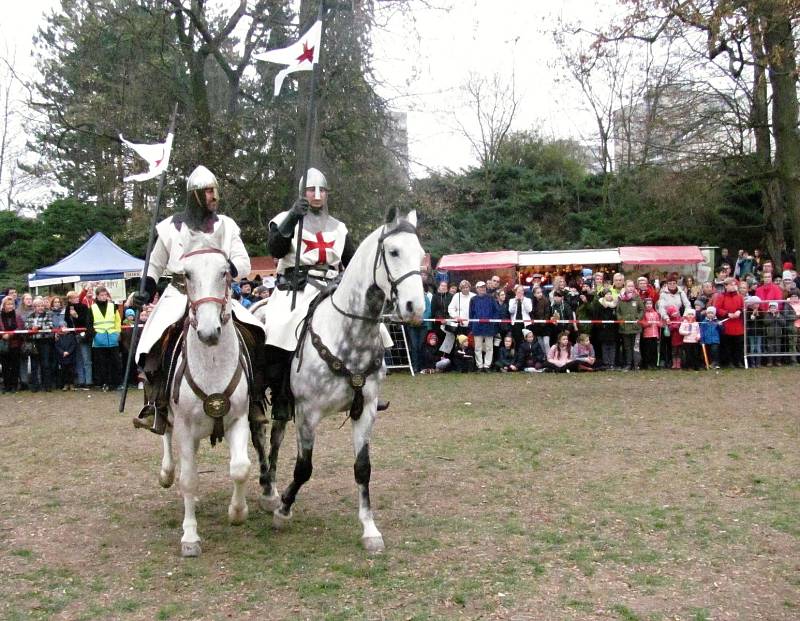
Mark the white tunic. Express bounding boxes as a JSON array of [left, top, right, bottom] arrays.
[[136, 215, 263, 360], [259, 211, 348, 351]]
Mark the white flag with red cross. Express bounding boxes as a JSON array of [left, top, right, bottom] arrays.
[[119, 132, 174, 182], [253, 20, 322, 97]]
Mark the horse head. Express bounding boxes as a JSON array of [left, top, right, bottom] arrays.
[[180, 225, 232, 345], [374, 205, 426, 323]]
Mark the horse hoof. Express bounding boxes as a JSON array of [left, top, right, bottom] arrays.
[[362, 535, 385, 554], [181, 541, 202, 557], [228, 504, 248, 525], [272, 509, 292, 530], [159, 470, 175, 489], [258, 494, 281, 512]]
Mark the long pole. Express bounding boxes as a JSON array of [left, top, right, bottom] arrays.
[[291, 1, 327, 311], [119, 103, 179, 413]]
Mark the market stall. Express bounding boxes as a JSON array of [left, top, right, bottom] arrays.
[[517, 248, 622, 288], [436, 250, 518, 288], [29, 232, 144, 302], [619, 246, 707, 282]]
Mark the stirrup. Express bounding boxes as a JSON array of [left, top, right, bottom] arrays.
[[133, 403, 167, 435], [377, 400, 390, 412]]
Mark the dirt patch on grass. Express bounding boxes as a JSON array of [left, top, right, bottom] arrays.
[[1, 369, 798, 620]]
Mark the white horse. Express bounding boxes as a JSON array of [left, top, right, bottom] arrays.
[[157, 229, 251, 558], [252, 206, 425, 552]]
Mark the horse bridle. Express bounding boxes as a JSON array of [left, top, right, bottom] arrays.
[[330, 220, 421, 323], [180, 247, 232, 328]]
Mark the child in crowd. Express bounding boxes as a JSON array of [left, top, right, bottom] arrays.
[[678, 308, 702, 370], [640, 298, 661, 369], [570, 333, 596, 371], [54, 324, 77, 391], [495, 334, 519, 372], [420, 331, 450, 374], [762, 301, 785, 366], [596, 290, 618, 369], [700, 306, 721, 369], [667, 306, 683, 369], [745, 295, 763, 367], [546, 331, 578, 373], [452, 334, 474, 373], [515, 329, 546, 372]]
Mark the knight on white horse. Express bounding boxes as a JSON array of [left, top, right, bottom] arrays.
[[254, 168, 392, 421], [132, 165, 267, 434]]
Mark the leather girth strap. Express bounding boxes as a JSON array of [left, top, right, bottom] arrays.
[[305, 320, 383, 421]]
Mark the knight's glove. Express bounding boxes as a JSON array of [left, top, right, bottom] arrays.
[[131, 292, 149, 310], [278, 198, 309, 238], [132, 276, 157, 309]]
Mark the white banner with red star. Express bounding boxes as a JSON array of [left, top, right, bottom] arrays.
[[253, 20, 322, 96], [119, 132, 174, 182]]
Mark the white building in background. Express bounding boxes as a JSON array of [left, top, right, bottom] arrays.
[[612, 85, 747, 171]]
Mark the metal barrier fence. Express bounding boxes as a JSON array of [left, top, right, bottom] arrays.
[[743, 299, 799, 369]]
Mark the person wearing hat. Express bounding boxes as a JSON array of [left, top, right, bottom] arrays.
[[89, 286, 122, 391], [237, 279, 255, 308], [678, 308, 702, 370], [451, 333, 474, 373], [469, 280, 498, 372], [515, 328, 546, 372]]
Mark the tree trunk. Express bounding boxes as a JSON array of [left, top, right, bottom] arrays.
[[762, 8, 800, 260], [748, 12, 784, 260]]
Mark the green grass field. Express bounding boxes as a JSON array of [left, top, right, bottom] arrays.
[[1, 369, 798, 620]]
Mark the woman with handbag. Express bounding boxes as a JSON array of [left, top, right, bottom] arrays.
[[1, 296, 24, 392]]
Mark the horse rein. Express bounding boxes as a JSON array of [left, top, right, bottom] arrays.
[[330, 220, 421, 323], [180, 247, 232, 328]]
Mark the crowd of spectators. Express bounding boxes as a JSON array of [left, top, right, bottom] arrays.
[[408, 250, 800, 375], [0, 274, 277, 394]]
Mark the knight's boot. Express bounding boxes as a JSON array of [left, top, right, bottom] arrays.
[[133, 372, 168, 435], [377, 400, 390, 412]]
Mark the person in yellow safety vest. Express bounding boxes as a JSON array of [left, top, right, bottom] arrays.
[[90, 286, 122, 392]]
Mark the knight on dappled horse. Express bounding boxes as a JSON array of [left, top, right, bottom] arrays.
[[132, 165, 267, 434], [254, 167, 392, 421]]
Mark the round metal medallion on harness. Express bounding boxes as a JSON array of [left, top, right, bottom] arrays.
[[351, 374, 365, 388], [203, 393, 231, 418]]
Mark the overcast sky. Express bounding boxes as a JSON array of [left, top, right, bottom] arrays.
[[1, 0, 619, 187]]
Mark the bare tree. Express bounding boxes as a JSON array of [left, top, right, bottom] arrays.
[[454, 71, 519, 170]]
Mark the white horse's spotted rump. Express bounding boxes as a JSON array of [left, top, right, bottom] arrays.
[[256, 207, 426, 551]]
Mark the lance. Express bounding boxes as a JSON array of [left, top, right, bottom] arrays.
[[292, 0, 328, 311], [119, 102, 179, 413]]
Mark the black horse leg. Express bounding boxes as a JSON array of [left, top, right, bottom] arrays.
[[276, 421, 314, 518], [266, 418, 288, 499], [249, 419, 269, 493]]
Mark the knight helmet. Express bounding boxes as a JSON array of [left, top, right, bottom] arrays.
[[187, 165, 219, 208], [299, 167, 328, 201]]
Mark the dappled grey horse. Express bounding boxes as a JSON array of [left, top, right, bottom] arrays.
[[252, 206, 425, 551]]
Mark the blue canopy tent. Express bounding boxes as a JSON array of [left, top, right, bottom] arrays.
[[29, 232, 144, 287]]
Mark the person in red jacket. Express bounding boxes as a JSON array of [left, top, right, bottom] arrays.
[[754, 273, 783, 311], [711, 277, 745, 367]]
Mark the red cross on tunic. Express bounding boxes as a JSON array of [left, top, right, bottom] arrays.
[[303, 231, 335, 264]]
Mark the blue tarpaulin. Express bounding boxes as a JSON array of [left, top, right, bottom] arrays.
[[32, 232, 144, 282]]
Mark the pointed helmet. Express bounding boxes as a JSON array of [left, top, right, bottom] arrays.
[[187, 165, 219, 202], [299, 167, 328, 200]]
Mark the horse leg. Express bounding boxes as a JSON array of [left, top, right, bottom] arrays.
[[352, 405, 384, 553], [159, 427, 175, 489], [258, 418, 287, 512], [273, 412, 314, 529], [176, 420, 202, 557], [227, 414, 251, 525]]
